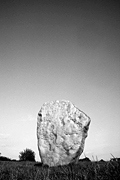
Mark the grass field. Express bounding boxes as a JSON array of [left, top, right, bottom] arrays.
[[0, 160, 120, 180]]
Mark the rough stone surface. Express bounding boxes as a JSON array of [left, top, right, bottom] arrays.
[[37, 100, 91, 167]]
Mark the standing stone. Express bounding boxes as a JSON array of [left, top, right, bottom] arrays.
[[37, 100, 91, 167]]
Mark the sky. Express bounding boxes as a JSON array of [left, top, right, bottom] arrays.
[[0, 0, 120, 161]]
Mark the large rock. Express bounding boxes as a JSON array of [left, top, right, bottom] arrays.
[[37, 100, 91, 167]]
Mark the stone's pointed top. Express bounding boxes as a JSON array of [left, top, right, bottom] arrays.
[[42, 99, 71, 107], [37, 100, 91, 167]]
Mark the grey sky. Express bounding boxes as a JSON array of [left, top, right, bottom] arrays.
[[0, 0, 120, 161]]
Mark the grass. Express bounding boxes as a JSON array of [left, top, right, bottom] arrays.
[[0, 160, 120, 180]]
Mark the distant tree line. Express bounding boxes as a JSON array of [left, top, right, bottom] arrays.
[[0, 148, 35, 162]]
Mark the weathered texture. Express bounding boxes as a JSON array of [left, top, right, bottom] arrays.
[[37, 100, 91, 167]]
